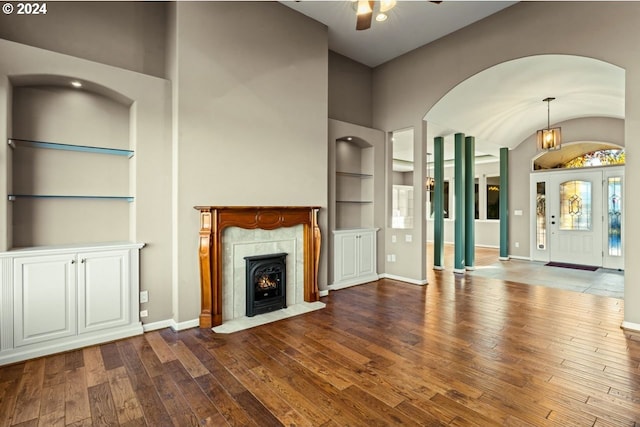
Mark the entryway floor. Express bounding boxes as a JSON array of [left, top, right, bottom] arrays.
[[428, 244, 624, 299]]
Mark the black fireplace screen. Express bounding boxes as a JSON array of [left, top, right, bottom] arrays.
[[244, 253, 287, 317]]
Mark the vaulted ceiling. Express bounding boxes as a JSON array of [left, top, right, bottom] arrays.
[[281, 2, 626, 166]]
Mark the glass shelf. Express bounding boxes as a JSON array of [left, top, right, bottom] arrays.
[[8, 138, 134, 158], [336, 171, 373, 178], [336, 200, 373, 204], [8, 195, 134, 202]]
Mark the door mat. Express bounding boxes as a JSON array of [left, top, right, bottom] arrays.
[[545, 262, 599, 271]]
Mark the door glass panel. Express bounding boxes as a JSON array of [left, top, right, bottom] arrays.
[[536, 182, 546, 249], [559, 180, 591, 231], [608, 177, 622, 256]]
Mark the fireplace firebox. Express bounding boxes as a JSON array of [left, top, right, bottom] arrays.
[[244, 253, 287, 317]]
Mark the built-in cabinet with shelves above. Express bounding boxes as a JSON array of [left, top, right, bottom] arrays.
[[331, 135, 379, 289], [1, 243, 144, 365], [0, 84, 145, 365]]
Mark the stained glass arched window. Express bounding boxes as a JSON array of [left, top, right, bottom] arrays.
[[563, 149, 625, 169]]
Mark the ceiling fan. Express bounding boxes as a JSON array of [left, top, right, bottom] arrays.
[[355, 0, 442, 31]]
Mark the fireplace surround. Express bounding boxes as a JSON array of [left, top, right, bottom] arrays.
[[195, 206, 321, 328]]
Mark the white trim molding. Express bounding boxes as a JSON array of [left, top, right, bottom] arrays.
[[380, 273, 428, 286], [621, 321, 640, 333], [142, 318, 199, 332]]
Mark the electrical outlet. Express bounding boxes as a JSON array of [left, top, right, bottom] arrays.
[[140, 310, 148, 318], [387, 254, 392, 262], [391, 235, 397, 243], [515, 242, 520, 248], [405, 234, 412, 242], [140, 290, 149, 303], [391, 254, 396, 262]]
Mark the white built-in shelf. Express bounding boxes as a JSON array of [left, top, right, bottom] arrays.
[[8, 195, 134, 202], [336, 200, 373, 204], [8, 138, 134, 158]]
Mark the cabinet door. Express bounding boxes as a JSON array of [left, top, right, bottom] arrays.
[[78, 250, 129, 334], [335, 233, 359, 283], [357, 231, 376, 277], [14, 254, 77, 347]]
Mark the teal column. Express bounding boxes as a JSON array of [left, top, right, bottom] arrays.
[[499, 147, 509, 260], [465, 136, 475, 270], [454, 133, 465, 273], [433, 137, 444, 270]]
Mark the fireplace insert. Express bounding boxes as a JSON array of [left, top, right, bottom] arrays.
[[244, 253, 287, 317]]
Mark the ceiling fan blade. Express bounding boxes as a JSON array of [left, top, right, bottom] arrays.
[[356, 0, 373, 31]]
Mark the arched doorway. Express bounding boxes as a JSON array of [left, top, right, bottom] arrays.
[[422, 55, 625, 280]]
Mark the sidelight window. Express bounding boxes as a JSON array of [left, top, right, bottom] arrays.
[[608, 177, 622, 256]]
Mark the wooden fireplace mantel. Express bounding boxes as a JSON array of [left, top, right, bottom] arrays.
[[194, 206, 321, 328]]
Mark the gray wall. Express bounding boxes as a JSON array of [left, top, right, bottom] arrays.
[[170, 2, 329, 322], [372, 1, 640, 324], [329, 51, 373, 128], [0, 2, 167, 78]]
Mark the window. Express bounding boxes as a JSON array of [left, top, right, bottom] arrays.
[[559, 180, 591, 231], [474, 181, 479, 219], [429, 181, 449, 219], [608, 177, 622, 256], [486, 176, 500, 220], [536, 182, 546, 249]]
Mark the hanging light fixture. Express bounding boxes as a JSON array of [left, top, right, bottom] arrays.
[[536, 97, 562, 151]]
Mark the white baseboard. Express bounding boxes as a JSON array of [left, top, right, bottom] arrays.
[[142, 318, 199, 332], [498, 257, 510, 261], [319, 289, 329, 297], [508, 255, 531, 261], [0, 324, 143, 366], [621, 321, 640, 332], [379, 273, 427, 286], [142, 319, 174, 332]]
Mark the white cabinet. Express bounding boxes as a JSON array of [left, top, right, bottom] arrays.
[[78, 250, 130, 334], [1, 243, 143, 365], [13, 254, 77, 347], [330, 229, 378, 290]]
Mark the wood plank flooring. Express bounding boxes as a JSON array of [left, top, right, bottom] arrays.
[[2, 268, 640, 426]]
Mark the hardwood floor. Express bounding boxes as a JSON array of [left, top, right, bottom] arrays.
[[2, 271, 640, 426]]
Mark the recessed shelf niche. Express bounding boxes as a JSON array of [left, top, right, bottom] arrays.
[[8, 85, 132, 248], [335, 138, 374, 229]]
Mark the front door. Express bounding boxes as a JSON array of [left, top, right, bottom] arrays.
[[547, 170, 603, 266]]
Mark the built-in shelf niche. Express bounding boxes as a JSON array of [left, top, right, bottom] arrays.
[[335, 138, 374, 229], [8, 84, 132, 248]]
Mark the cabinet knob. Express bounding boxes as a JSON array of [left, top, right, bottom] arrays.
[[81, 258, 86, 263], [70, 259, 75, 264]]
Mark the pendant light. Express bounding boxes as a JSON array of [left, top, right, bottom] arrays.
[[536, 97, 562, 151]]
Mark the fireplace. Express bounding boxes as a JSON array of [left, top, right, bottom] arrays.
[[194, 206, 321, 328], [244, 253, 287, 317]]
